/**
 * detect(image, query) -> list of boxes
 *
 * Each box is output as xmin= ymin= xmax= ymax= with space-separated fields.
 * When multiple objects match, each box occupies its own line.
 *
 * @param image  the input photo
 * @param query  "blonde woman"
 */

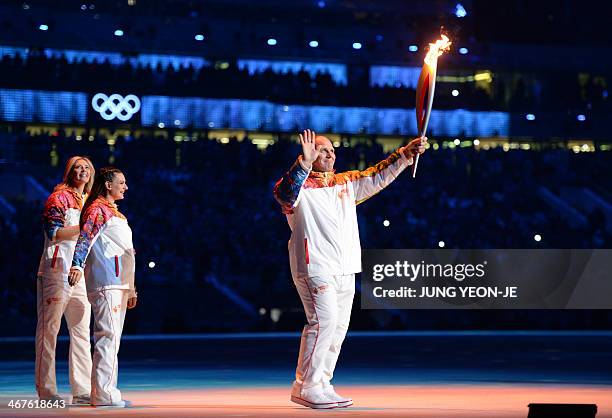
xmin=35 ymin=156 xmax=95 ymax=405
xmin=69 ymin=167 xmax=137 ymax=408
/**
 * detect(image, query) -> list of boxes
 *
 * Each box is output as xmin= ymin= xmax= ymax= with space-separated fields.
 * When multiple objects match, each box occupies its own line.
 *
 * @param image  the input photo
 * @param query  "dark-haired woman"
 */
xmin=68 ymin=167 xmax=137 ymax=408
xmin=36 ymin=156 xmax=94 ymax=405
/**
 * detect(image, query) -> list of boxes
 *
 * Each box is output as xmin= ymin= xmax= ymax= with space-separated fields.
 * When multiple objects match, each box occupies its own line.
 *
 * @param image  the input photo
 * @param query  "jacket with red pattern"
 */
xmin=38 ymin=187 xmax=85 ymax=278
xmin=273 ymin=148 xmax=411 ymax=279
xmin=72 ymin=197 xmax=136 ymax=295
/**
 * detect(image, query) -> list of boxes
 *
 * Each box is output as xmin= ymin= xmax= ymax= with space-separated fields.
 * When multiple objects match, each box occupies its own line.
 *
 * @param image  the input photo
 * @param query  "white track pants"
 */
xmin=35 ymin=275 xmax=92 ymax=398
xmin=88 ymin=289 xmax=128 ymax=405
xmin=292 ymin=274 xmax=355 ymax=393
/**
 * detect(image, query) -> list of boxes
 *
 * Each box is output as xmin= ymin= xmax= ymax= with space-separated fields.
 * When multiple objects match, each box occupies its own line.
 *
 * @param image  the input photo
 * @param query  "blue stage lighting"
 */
xmin=455 ymin=3 xmax=467 ymax=18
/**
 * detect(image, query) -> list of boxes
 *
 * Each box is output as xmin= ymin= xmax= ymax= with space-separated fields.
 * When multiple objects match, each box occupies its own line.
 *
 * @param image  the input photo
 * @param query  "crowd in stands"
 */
xmin=1 ymin=129 xmax=611 ymax=335
xmin=0 ymin=52 xmax=608 ymax=113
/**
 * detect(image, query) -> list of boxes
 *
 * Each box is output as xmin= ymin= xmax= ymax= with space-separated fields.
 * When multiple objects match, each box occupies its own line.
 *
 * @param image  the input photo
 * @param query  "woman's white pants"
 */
xmin=88 ymin=288 xmax=128 ymax=405
xmin=35 ymin=275 xmax=92 ymax=398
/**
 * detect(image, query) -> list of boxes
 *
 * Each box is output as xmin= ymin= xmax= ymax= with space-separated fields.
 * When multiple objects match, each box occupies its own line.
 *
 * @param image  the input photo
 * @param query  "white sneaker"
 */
xmin=70 ymin=394 xmax=91 ymax=406
xmin=93 ymin=400 xmax=132 ymax=408
xmin=290 ymin=388 xmax=338 ymax=409
xmin=323 ymin=385 xmax=353 ymax=408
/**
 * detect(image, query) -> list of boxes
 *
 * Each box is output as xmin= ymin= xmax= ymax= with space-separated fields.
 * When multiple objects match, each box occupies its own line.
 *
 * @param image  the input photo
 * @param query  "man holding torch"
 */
xmin=273 ymin=130 xmax=426 ymax=409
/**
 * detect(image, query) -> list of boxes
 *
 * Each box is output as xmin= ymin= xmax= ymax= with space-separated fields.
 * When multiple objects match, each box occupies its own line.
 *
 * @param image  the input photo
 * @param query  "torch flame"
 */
xmin=424 ymin=34 xmax=452 ymax=67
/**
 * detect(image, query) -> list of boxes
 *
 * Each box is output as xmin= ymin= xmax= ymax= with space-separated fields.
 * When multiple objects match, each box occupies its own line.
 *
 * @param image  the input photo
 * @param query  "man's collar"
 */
xmin=309 ymin=170 xmax=335 ymax=179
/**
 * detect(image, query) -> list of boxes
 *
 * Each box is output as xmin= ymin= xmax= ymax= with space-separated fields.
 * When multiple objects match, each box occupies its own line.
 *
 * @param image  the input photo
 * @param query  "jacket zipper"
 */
xmin=51 ymin=245 xmax=59 ymax=268
xmin=115 ymin=256 xmax=120 ymax=277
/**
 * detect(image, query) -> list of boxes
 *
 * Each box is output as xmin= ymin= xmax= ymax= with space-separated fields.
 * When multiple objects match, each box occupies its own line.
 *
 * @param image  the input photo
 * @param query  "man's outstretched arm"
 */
xmin=272 ymin=129 xmax=318 ymax=213
xmin=349 ymin=136 xmax=427 ymax=205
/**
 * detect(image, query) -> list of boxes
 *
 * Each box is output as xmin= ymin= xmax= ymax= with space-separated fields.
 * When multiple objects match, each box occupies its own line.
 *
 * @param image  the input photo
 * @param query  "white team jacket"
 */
xmin=38 ymin=187 xmax=85 ymax=278
xmin=72 ymin=197 xmax=136 ymax=296
xmin=273 ymin=148 xmax=411 ymax=279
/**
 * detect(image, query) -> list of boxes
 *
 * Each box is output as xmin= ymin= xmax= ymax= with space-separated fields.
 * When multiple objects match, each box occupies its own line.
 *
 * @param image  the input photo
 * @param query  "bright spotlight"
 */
xmin=452 ymin=89 xmax=459 ymax=96
xmin=577 ymin=114 xmax=586 ymax=121
xmin=148 ymin=261 xmax=156 ymax=268
xmin=438 ymin=241 xmax=445 ymax=248
xmin=39 ymin=24 xmax=49 ymax=31
xmin=383 ymin=220 xmax=390 ymax=227
xmin=352 ymin=42 xmax=362 ymax=50
xmin=455 ymin=3 xmax=467 ymax=18
xmin=534 ymin=234 xmax=542 ymax=242
xmin=453 ymin=138 xmax=461 ymax=146
xmin=526 ymin=113 xmax=536 ymax=121
xmin=408 ymin=45 xmax=418 ymax=52
xmin=195 ymin=34 xmax=204 ymax=41
xmin=114 ymin=29 xmax=124 ymax=37
xmin=309 ymin=40 xmax=319 ymax=48
xmin=267 ymin=38 xmax=277 ymax=46
xmin=459 ymin=47 xmax=468 ymax=54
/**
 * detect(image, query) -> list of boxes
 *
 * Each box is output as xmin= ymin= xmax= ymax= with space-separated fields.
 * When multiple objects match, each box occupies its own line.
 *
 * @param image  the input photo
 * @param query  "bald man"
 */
xmin=273 ymin=129 xmax=426 ymax=409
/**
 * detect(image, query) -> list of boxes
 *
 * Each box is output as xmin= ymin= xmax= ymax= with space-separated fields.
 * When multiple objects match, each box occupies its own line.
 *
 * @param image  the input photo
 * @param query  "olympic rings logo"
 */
xmin=92 ymin=93 xmax=141 ymax=121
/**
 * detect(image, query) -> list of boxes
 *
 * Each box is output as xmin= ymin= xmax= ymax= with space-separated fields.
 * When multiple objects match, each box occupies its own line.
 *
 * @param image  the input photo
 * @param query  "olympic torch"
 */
xmin=412 ymin=34 xmax=452 ymax=177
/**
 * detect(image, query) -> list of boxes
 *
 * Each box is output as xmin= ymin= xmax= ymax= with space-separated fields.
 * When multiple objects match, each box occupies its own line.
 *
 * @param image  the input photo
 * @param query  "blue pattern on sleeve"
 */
xmin=273 ymin=158 xmax=310 ymax=213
